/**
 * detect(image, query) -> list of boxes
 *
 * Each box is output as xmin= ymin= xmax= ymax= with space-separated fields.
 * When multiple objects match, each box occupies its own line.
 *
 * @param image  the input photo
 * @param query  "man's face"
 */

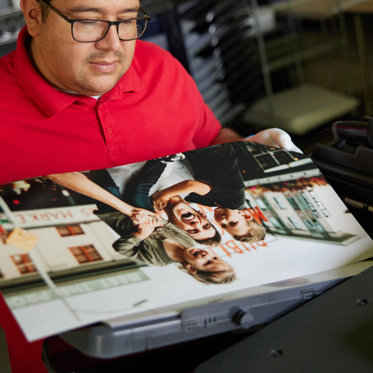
xmin=165 ymin=196 xmax=216 ymax=241
xmin=28 ymin=0 xmax=139 ymax=96
xmin=214 ymin=207 xmax=249 ymax=237
xmin=184 ymin=248 xmax=228 ymax=272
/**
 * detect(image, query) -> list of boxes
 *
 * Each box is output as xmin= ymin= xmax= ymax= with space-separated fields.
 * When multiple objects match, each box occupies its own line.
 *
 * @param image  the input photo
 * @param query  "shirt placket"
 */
xmin=96 ymin=100 xmax=122 ymax=160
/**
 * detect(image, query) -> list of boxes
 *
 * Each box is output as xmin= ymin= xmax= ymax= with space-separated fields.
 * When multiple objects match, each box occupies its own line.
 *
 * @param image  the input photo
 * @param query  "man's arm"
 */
xmin=211 ymin=127 xmax=243 ymax=144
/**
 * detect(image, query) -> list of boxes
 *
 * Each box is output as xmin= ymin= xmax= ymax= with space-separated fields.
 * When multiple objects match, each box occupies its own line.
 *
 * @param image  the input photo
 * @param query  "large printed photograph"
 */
xmin=0 ymin=141 xmax=372 ymax=340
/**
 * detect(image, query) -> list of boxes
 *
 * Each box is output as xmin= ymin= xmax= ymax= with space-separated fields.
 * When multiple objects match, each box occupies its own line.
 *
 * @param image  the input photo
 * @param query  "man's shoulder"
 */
xmin=133 ymin=40 xmax=184 ymax=72
xmin=135 ymin=40 xmax=174 ymax=58
xmin=0 ymin=50 xmax=23 ymax=103
xmin=0 ymin=50 xmax=16 ymax=82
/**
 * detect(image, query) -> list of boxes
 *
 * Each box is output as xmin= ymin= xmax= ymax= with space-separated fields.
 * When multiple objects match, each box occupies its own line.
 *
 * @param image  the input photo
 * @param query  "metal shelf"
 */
xmin=265 ymin=33 xmax=346 ymax=73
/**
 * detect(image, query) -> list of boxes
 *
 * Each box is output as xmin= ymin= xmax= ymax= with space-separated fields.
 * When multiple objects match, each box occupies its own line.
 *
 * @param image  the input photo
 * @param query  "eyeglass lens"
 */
xmin=72 ymin=18 xmax=148 ymax=42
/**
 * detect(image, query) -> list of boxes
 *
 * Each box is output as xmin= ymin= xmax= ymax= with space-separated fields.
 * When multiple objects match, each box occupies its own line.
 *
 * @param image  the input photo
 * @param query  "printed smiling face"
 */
xmin=23 ymin=0 xmax=140 ymax=96
xmin=180 ymin=247 xmax=236 ymax=284
xmin=214 ymin=208 xmax=249 ymax=236
xmin=164 ymin=196 xmax=218 ymax=242
xmin=183 ymin=248 xmax=228 ymax=272
xmin=214 ymin=207 xmax=266 ymax=242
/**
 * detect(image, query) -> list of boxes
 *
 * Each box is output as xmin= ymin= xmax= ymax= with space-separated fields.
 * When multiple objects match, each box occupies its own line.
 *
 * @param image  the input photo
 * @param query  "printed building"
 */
xmin=244 ymin=170 xmax=357 ymax=244
xmin=0 ymin=200 xmax=137 ymax=284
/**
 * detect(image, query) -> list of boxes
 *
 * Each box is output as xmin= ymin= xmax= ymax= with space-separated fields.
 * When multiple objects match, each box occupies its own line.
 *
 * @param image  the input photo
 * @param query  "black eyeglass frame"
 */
xmin=38 ymin=0 xmax=151 ymax=43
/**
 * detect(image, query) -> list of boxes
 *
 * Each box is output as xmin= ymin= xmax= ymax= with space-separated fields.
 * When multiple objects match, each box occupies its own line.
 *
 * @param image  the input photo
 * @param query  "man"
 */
xmin=214 ymin=207 xmax=266 ymax=242
xmin=0 ymin=0 xmax=300 ymax=371
xmin=0 ymin=0 xmax=299 ymax=185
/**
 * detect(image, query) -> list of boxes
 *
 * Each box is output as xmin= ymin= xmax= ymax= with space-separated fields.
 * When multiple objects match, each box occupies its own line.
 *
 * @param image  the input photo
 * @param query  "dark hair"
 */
xmin=179 ymin=263 xmax=236 ymax=285
xmin=38 ymin=0 xmax=51 ymax=22
xmin=234 ymin=219 xmax=266 ymax=242
xmin=194 ymin=226 xmax=221 ymax=246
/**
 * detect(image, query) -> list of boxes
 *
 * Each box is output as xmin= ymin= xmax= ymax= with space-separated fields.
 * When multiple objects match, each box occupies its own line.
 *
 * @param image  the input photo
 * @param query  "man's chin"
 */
xmin=79 ymin=75 xmax=122 ymax=96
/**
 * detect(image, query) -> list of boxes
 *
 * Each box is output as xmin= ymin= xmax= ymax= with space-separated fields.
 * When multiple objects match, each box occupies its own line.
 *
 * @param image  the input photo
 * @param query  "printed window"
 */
xmin=287 ymin=197 xmax=301 ymax=210
xmin=69 ymin=244 xmax=102 ymax=264
xmin=11 ymin=254 xmax=36 ymax=275
xmin=56 ymin=224 xmax=84 ymax=237
xmin=287 ymin=217 xmax=303 ymax=230
xmin=269 ymin=217 xmax=283 ymax=229
xmin=274 ymin=197 xmax=286 ymax=210
xmin=255 ymin=199 xmax=267 ymax=210
xmin=300 ymin=193 xmax=320 ymax=218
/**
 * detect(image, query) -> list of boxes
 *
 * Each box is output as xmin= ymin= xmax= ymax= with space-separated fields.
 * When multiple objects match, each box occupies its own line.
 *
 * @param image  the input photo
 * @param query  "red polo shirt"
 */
xmin=0 ymin=27 xmax=221 ymax=184
xmin=0 ymin=27 xmax=221 ymax=372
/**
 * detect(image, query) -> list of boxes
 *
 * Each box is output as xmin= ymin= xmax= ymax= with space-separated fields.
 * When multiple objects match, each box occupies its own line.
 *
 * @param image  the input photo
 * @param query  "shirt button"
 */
xmin=107 ymin=128 xmax=113 ymax=134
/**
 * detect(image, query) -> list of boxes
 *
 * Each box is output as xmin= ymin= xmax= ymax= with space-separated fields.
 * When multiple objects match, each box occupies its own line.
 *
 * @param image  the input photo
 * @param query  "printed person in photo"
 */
xmin=46 ymin=172 xmax=236 ymax=284
xmin=155 ymin=194 xmax=222 ymax=246
xmin=98 ymin=211 xmax=236 ymax=285
xmin=126 ymin=144 xmax=246 ymax=210
xmin=214 ymin=208 xmax=266 ymax=242
xmin=123 ymin=143 xmax=247 ymax=244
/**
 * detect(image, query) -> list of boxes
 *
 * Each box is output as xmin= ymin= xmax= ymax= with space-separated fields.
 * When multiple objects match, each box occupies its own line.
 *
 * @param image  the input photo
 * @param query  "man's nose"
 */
xmin=95 ymin=24 xmax=121 ymax=50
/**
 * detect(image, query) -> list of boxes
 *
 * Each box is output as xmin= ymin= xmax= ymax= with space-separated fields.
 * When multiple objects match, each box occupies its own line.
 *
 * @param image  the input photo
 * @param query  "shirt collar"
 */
xmin=15 ymin=27 xmax=144 ymax=116
xmin=100 ymin=47 xmax=144 ymax=102
xmin=99 ymin=61 xmax=143 ymax=103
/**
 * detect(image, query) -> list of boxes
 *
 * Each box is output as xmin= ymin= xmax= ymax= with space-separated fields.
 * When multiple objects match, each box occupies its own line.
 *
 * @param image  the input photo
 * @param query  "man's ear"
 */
xmin=185 ymin=264 xmax=197 ymax=275
xmin=20 ymin=0 xmax=44 ymax=37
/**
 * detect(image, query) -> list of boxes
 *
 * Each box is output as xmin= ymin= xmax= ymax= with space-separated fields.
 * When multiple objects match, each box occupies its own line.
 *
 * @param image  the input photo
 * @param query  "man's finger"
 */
xmin=273 ymin=130 xmax=302 ymax=153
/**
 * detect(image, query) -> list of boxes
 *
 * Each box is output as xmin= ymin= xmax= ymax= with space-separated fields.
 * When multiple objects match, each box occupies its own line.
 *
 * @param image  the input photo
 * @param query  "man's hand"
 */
xmin=247 ymin=128 xmax=302 ymax=152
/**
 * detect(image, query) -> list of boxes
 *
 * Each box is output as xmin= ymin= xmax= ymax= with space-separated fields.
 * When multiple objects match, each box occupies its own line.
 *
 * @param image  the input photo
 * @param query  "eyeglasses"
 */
xmin=38 ymin=0 xmax=151 ymax=43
